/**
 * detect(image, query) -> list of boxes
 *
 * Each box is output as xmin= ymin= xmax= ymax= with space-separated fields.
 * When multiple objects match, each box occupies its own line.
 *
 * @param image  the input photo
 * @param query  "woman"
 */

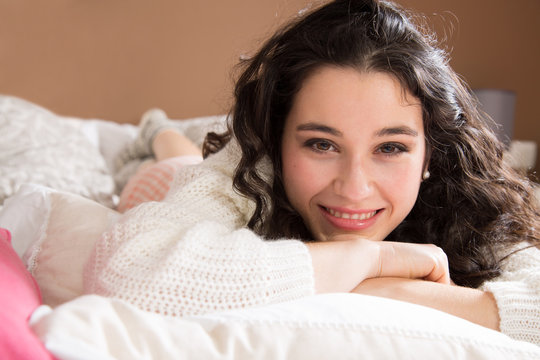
xmin=84 ymin=0 xmax=540 ymax=345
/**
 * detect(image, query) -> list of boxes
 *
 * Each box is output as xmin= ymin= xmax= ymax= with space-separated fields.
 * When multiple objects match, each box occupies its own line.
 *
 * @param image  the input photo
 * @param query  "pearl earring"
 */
xmin=422 ymin=170 xmax=430 ymax=180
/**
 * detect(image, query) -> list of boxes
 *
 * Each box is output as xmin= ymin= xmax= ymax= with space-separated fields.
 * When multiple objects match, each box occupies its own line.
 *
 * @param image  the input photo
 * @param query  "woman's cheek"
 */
xmin=380 ymin=162 xmax=423 ymax=205
xmin=284 ymin=157 xmax=325 ymax=208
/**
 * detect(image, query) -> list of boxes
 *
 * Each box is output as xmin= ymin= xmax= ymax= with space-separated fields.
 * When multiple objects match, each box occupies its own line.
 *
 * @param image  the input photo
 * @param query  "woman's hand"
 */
xmin=377 ymin=241 xmax=451 ymax=284
xmin=306 ymin=235 xmax=450 ymax=293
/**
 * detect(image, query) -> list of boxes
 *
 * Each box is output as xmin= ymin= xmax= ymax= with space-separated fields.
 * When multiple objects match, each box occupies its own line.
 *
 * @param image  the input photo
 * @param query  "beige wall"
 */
xmin=0 ymin=0 xmax=308 ymax=121
xmin=0 ymin=0 xmax=538 ymax=176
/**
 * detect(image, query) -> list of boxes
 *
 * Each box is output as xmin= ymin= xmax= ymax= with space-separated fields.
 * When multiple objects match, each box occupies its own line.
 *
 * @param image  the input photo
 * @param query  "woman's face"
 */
xmin=281 ymin=66 xmax=426 ymax=242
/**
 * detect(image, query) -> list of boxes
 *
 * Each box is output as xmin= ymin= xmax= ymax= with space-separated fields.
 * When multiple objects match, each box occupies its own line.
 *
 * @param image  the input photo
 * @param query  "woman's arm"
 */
xmin=352 ymin=277 xmax=500 ymax=330
xmin=352 ymin=245 xmax=540 ymax=346
xmin=307 ymin=237 xmax=451 ymax=293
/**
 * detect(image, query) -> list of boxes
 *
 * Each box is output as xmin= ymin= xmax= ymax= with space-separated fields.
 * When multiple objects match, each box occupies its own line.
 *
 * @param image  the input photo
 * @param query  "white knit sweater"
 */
xmin=480 ymin=245 xmax=540 ymax=345
xmin=84 ymin=141 xmax=315 ymax=317
xmin=84 ymin=140 xmax=540 ymax=345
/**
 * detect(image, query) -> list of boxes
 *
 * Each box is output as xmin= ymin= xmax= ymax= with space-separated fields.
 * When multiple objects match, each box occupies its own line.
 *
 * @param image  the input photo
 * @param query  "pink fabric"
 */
xmin=0 ymin=228 xmax=54 ymax=359
xmin=118 ymin=155 xmax=203 ymax=212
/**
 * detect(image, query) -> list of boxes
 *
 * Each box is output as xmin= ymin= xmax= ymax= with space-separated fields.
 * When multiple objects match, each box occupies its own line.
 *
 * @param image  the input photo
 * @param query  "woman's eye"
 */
xmin=314 ymin=141 xmax=332 ymax=151
xmin=305 ymin=139 xmax=336 ymax=153
xmin=378 ymin=143 xmax=407 ymax=155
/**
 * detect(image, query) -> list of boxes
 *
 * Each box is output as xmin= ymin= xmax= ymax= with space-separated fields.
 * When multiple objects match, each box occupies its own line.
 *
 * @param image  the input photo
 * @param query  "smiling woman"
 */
xmin=83 ymin=0 xmax=540 ymax=346
xmin=281 ymin=68 xmax=426 ymax=243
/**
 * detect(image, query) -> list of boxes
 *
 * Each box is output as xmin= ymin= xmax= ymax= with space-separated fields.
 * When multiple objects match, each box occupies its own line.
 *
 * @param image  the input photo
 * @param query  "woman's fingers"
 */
xmin=378 ymin=242 xmax=451 ymax=284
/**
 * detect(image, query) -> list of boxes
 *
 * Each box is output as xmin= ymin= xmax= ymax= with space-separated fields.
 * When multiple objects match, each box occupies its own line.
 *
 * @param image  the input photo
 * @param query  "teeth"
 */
xmin=327 ymin=208 xmax=377 ymax=220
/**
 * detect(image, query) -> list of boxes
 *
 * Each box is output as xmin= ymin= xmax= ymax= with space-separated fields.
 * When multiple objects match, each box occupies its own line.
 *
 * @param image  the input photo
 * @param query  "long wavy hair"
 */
xmin=203 ymin=0 xmax=540 ymax=288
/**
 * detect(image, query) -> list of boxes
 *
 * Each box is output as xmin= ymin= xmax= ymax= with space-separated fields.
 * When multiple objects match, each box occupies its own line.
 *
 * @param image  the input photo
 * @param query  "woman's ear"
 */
xmin=422 ymin=144 xmax=432 ymax=181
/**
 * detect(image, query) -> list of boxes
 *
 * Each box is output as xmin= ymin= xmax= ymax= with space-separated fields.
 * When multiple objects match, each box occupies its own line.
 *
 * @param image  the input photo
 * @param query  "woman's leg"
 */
xmin=115 ymin=109 xmax=200 ymax=171
xmin=116 ymin=114 xmax=203 ymax=212
xmin=135 ymin=129 xmax=202 ymax=173
xmin=152 ymin=129 xmax=201 ymax=160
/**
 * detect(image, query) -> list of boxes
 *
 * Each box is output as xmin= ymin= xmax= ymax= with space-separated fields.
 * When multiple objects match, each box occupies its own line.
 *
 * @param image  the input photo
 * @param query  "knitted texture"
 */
xmin=480 ymin=245 xmax=540 ymax=346
xmin=84 ymin=140 xmax=315 ymax=317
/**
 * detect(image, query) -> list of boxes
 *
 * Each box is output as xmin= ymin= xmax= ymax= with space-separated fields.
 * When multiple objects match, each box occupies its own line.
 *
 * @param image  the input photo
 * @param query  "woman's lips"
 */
xmin=319 ymin=206 xmax=381 ymax=231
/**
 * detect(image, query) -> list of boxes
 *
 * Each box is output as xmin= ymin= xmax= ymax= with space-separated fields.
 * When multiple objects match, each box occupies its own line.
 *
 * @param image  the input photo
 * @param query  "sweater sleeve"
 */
xmin=480 ymin=244 xmax=540 ymax=346
xmin=83 ymin=141 xmax=315 ymax=317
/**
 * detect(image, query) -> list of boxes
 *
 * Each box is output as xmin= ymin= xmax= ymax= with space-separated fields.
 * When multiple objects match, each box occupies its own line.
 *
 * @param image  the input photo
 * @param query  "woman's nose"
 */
xmin=333 ymin=159 xmax=373 ymax=200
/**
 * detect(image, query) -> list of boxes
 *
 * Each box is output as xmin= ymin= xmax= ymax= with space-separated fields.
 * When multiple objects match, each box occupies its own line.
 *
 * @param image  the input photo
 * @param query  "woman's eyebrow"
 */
xmin=375 ymin=126 xmax=418 ymax=137
xmin=296 ymin=123 xmax=343 ymax=136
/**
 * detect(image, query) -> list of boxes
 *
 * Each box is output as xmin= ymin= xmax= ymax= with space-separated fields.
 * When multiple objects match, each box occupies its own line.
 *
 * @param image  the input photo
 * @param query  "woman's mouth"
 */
xmin=326 ymin=207 xmax=377 ymax=220
xmin=320 ymin=206 xmax=381 ymax=231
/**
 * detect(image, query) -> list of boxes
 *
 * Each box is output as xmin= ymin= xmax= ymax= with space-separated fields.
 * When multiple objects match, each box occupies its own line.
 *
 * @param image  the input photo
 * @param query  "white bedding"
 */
xmin=1 ymin=94 xmax=539 ymax=359
xmin=0 ymin=96 xmax=116 ymax=207
xmin=30 ymin=294 xmax=540 ymax=360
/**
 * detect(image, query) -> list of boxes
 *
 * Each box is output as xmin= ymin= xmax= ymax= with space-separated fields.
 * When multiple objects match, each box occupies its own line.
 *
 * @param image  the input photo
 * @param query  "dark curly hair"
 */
xmin=203 ymin=0 xmax=540 ymax=288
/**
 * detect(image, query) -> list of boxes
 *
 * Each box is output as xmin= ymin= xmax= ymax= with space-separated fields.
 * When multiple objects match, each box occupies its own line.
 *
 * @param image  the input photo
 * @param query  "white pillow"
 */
xmin=0 ymin=184 xmax=119 ymax=307
xmin=30 ymin=293 xmax=540 ymax=360
xmin=0 ymin=95 xmax=116 ymax=207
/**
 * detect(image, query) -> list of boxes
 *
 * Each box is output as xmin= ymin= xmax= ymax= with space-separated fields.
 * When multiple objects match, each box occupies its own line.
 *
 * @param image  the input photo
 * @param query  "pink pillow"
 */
xmin=0 ymin=228 xmax=53 ymax=359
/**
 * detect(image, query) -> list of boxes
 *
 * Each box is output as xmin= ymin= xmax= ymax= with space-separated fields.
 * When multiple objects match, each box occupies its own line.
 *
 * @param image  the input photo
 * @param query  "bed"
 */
xmin=0 ymin=94 xmax=539 ymax=359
